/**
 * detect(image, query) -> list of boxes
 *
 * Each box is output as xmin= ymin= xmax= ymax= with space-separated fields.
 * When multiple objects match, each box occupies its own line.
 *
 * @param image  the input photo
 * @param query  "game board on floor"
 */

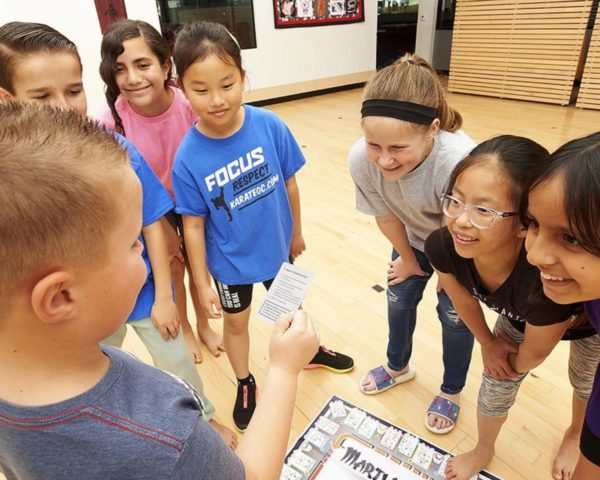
xmin=281 ymin=395 xmax=502 ymax=480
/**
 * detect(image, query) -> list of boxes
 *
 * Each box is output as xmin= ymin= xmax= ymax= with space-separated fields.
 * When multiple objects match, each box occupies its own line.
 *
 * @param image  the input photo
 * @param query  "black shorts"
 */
xmin=581 ymin=418 xmax=600 ymax=466
xmin=215 ymin=278 xmax=274 ymax=313
xmin=164 ymin=209 xmax=184 ymax=236
xmin=164 ymin=210 xmax=188 ymax=258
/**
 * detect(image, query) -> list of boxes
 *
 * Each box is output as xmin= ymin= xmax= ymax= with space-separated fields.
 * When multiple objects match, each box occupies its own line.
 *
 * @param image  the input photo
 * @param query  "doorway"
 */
xmin=376 ymin=1 xmax=419 ymax=69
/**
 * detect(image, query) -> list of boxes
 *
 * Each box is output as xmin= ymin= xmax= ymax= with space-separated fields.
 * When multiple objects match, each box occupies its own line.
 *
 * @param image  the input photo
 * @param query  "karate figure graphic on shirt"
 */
xmin=210 ymin=186 xmax=232 ymax=222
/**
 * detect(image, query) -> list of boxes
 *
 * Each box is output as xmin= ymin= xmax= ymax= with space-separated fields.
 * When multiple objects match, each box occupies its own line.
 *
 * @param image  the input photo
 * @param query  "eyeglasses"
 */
xmin=441 ymin=194 xmax=518 ymax=229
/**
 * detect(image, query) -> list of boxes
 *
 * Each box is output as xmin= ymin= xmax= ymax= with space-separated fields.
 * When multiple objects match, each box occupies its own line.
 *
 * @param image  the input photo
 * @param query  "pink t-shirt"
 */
xmin=96 ymin=87 xmax=197 ymax=198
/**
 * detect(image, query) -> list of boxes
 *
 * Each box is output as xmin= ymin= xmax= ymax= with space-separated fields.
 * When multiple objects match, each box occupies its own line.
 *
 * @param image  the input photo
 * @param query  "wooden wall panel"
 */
xmin=448 ymin=0 xmax=592 ymax=105
xmin=577 ymin=9 xmax=600 ymax=109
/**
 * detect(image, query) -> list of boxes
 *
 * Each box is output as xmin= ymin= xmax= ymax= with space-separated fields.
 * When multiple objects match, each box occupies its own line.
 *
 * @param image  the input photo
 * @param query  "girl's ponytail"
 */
xmin=434 ymin=88 xmax=462 ymax=133
xmin=364 ymin=53 xmax=462 ymax=132
xmin=104 ymin=81 xmax=125 ymax=136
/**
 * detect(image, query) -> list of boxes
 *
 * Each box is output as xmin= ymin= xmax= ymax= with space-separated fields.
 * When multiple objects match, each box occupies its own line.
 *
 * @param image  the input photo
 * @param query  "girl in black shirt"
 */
xmin=424 ymin=136 xmax=599 ymax=480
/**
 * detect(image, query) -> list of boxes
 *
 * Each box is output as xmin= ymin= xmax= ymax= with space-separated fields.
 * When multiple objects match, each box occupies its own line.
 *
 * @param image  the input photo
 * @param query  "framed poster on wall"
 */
xmin=94 ymin=0 xmax=127 ymax=34
xmin=274 ymin=0 xmax=364 ymax=28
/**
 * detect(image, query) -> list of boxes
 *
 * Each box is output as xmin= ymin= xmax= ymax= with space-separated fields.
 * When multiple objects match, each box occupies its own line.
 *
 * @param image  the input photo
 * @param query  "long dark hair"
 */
xmin=446 ymin=135 xmax=549 ymax=219
xmin=0 ymin=21 xmax=81 ymax=94
xmin=527 ymin=132 xmax=600 ymax=256
xmin=99 ymin=19 xmax=173 ymax=136
xmin=173 ymin=21 xmax=244 ymax=85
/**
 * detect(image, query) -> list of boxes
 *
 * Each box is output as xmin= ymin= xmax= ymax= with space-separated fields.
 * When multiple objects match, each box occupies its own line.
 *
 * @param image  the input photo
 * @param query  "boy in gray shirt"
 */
xmin=0 ymin=103 xmax=319 ymax=480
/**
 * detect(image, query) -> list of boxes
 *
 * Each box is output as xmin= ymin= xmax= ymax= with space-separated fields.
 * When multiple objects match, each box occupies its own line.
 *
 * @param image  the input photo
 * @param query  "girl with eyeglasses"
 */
xmin=424 ymin=135 xmax=600 ymax=480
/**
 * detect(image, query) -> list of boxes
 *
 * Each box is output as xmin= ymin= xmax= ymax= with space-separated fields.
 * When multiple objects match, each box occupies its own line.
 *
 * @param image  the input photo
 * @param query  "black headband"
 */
xmin=361 ymin=99 xmax=437 ymax=125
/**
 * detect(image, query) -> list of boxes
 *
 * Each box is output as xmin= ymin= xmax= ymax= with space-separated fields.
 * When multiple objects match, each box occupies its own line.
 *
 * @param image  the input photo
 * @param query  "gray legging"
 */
xmin=478 ymin=314 xmax=600 ymax=417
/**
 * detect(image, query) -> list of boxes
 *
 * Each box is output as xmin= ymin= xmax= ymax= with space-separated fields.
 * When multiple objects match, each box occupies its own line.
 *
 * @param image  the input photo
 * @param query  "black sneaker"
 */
xmin=304 ymin=346 xmax=354 ymax=373
xmin=233 ymin=374 xmax=256 ymax=432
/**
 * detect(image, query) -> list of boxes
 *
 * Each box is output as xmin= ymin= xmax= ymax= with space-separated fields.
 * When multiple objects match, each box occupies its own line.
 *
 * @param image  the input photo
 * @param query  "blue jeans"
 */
xmin=386 ymin=248 xmax=474 ymax=395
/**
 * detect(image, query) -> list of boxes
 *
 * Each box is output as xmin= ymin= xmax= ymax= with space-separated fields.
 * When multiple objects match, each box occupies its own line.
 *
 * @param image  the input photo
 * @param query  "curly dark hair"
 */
xmin=99 ymin=19 xmax=173 ymax=136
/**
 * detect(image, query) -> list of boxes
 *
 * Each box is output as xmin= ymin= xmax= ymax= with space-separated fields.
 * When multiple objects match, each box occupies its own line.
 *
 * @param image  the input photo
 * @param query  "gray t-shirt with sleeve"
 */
xmin=348 ymin=130 xmax=475 ymax=251
xmin=0 ymin=346 xmax=245 ymax=480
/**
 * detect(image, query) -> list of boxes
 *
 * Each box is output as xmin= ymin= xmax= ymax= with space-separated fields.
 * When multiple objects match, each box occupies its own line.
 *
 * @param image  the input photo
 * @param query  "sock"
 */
xmin=237 ymin=373 xmax=255 ymax=385
xmin=233 ymin=373 xmax=256 ymax=431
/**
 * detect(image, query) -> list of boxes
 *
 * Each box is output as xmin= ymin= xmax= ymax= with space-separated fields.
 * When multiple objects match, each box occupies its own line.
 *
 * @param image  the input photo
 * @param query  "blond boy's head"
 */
xmin=0 ymin=102 xmax=129 ymax=309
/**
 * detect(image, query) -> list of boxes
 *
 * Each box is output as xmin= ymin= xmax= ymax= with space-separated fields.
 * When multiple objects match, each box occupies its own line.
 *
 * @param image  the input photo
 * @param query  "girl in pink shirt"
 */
xmin=96 ymin=19 xmax=224 ymax=363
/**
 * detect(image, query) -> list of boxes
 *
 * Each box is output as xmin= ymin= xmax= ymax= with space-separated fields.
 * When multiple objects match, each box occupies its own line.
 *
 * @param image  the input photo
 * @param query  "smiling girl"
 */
xmin=96 ymin=19 xmax=224 ymax=364
xmin=525 ymin=132 xmax=600 ymax=479
xmin=348 ymin=54 xmax=476 ymax=435
xmin=425 ymin=136 xmax=599 ymax=480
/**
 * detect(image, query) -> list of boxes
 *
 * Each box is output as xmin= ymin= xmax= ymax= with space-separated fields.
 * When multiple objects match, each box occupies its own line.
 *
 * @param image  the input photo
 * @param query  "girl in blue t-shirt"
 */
xmin=171 ymin=21 xmax=354 ymax=432
xmin=525 ymin=132 xmax=600 ymax=480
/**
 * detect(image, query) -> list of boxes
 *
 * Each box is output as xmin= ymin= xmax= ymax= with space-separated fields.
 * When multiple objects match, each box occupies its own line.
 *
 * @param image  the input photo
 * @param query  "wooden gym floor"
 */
xmin=8 ymin=86 xmax=599 ymax=480
xmin=128 ymin=86 xmax=600 ymax=480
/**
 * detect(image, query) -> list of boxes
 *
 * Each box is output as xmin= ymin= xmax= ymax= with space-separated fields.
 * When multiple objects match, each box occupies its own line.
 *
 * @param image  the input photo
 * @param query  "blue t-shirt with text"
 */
xmin=172 ymin=105 xmax=305 ymax=284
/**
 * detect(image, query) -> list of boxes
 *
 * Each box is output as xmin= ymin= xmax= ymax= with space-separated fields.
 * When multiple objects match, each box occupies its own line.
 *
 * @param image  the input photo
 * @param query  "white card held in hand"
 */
xmin=257 ymin=263 xmax=315 ymax=323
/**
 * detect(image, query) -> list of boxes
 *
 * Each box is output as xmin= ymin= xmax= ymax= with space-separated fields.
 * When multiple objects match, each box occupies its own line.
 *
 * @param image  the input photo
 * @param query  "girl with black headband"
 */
xmin=348 ymin=53 xmax=476 ymax=435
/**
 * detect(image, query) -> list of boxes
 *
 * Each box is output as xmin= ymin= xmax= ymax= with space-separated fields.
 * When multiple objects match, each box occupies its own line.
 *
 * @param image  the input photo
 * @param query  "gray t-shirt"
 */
xmin=0 ymin=346 xmax=245 ymax=480
xmin=348 ymin=130 xmax=475 ymax=251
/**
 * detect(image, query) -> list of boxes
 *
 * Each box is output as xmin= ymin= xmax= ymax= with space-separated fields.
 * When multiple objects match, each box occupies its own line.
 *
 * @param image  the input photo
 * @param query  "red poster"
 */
xmin=94 ymin=0 xmax=128 ymax=34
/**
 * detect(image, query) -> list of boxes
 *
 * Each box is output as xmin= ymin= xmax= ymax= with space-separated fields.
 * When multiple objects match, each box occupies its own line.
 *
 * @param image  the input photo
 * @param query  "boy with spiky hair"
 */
xmin=0 ymin=103 xmax=319 ymax=480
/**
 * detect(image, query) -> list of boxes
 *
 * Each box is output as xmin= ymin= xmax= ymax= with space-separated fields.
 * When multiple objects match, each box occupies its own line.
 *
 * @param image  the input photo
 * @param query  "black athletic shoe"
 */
xmin=233 ymin=374 xmax=256 ymax=432
xmin=304 ymin=346 xmax=354 ymax=373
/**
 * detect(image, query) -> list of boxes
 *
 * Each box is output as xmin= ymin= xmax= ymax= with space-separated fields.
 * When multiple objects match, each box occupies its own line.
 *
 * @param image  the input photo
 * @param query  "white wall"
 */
xmin=414 ymin=0 xmax=438 ymax=63
xmin=244 ymin=2 xmax=377 ymax=92
xmin=1 ymin=1 xmax=377 ymax=114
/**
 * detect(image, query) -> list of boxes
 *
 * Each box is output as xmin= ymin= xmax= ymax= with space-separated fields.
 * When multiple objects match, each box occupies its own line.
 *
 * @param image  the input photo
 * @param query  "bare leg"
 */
xmin=446 ymin=409 xmax=505 ymax=480
xmin=187 ymin=266 xmax=225 ymax=357
xmin=161 ymin=216 xmax=203 ymax=364
xmin=209 ymin=418 xmax=238 ymax=450
xmin=572 ymin=452 xmax=600 ymax=480
xmin=553 ymin=392 xmax=587 ymax=480
xmin=427 ymin=392 xmax=461 ymax=431
xmin=223 ymin=308 xmax=251 ymax=379
xmin=172 ymin=257 xmax=203 ymax=364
